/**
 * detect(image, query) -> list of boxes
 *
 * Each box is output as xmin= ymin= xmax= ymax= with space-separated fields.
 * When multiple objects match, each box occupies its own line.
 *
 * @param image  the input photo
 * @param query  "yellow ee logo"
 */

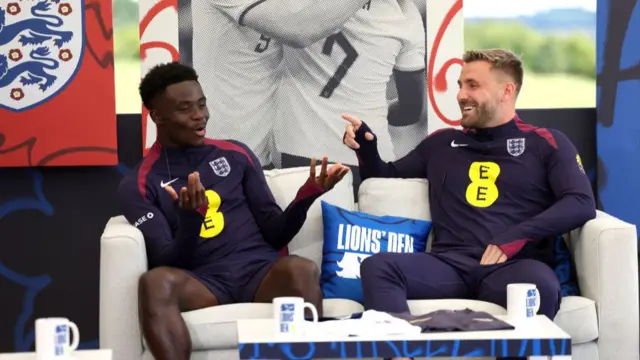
xmin=465 ymin=162 xmax=500 ymax=208
xmin=576 ymin=154 xmax=585 ymax=174
xmin=200 ymin=189 xmax=225 ymax=238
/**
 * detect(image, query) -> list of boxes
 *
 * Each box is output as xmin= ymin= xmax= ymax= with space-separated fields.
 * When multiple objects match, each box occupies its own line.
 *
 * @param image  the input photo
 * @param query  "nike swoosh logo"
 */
xmin=160 ymin=178 xmax=179 ymax=187
xmin=451 ymin=140 xmax=468 ymax=147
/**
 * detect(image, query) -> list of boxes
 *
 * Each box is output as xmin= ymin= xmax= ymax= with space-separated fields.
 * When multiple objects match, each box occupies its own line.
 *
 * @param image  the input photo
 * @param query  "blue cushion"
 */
xmin=320 ymin=201 xmax=432 ymax=304
xmin=553 ymin=235 xmax=580 ymax=296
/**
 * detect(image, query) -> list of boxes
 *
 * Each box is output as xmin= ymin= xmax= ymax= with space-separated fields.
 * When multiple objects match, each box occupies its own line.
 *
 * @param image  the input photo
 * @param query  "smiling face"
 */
xmin=456 ymin=49 xmax=522 ymax=129
xmin=456 ymin=60 xmax=502 ymax=129
xmin=151 ymin=80 xmax=209 ymax=147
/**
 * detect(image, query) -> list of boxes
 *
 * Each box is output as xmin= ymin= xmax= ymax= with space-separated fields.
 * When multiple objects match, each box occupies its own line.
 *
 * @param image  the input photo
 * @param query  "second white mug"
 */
xmin=507 ymin=283 xmax=541 ymax=323
xmin=273 ymin=296 xmax=319 ymax=338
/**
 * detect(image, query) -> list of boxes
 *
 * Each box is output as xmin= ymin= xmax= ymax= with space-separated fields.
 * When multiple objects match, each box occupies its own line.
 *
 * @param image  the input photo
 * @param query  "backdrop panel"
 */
xmin=425 ymin=0 xmax=464 ymax=134
xmin=139 ymin=0 xmax=179 ymax=150
xmin=596 ymin=0 xmax=640 ymax=238
xmin=0 ymin=0 xmax=117 ymax=167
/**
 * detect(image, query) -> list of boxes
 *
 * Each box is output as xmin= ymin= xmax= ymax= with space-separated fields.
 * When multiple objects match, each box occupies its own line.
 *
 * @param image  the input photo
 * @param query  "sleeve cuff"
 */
xmin=498 ymin=239 xmax=529 ymax=259
xmin=293 ymin=178 xmax=326 ymax=203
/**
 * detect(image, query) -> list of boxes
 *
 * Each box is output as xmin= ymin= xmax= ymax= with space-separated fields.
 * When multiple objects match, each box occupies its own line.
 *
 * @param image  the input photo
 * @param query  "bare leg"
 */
xmin=253 ymin=255 xmax=323 ymax=316
xmin=138 ymin=266 xmax=219 ymax=360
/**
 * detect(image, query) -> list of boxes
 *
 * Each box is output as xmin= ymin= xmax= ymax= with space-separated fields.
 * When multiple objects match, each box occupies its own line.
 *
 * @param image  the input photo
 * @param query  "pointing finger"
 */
xmin=342 ymin=113 xmax=362 ymax=127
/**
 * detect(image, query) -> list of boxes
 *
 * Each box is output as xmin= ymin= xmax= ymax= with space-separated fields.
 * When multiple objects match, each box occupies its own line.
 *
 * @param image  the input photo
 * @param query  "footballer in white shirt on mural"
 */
xmin=190 ymin=0 xmax=378 ymax=167
xmin=275 ymin=0 xmax=427 ymax=173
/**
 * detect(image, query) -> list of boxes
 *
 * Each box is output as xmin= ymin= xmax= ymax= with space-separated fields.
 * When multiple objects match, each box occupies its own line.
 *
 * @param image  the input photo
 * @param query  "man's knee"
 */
xmin=514 ymin=259 xmax=561 ymax=293
xmin=139 ymin=266 xmax=182 ymax=304
xmin=480 ymin=259 xmax=561 ymax=317
xmin=273 ymin=256 xmax=320 ymax=291
xmin=360 ymin=252 xmax=399 ymax=283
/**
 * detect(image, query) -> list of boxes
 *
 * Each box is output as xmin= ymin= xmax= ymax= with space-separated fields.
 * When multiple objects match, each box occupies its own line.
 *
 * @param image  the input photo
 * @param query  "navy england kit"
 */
xmin=117 ymin=139 xmax=325 ymax=303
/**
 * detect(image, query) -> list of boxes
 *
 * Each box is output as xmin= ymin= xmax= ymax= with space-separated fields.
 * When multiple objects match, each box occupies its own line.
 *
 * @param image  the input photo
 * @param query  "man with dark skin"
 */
xmin=117 ymin=62 xmax=350 ymax=360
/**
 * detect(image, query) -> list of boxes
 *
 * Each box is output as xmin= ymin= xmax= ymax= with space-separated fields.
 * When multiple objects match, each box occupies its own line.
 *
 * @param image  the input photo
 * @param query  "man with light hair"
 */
xmin=342 ymin=48 xmax=595 ymax=360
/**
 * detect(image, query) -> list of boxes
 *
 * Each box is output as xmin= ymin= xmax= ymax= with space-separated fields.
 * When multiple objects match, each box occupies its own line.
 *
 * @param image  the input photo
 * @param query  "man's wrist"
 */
xmin=498 ymin=239 xmax=529 ymax=259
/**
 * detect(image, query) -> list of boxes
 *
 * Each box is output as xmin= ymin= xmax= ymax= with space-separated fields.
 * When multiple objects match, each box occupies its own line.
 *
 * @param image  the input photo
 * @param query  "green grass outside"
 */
xmin=114 ymin=59 xmax=597 ymax=114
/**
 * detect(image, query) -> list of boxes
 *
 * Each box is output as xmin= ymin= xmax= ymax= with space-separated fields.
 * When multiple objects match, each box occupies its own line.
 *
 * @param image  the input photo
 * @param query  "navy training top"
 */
xmin=117 ymin=139 xmax=325 ymax=269
xmin=353 ymin=116 xmax=596 ymax=261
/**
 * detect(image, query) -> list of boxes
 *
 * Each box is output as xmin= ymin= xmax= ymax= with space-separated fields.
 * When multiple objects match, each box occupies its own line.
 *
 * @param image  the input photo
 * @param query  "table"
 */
xmin=0 ymin=349 xmax=112 ymax=360
xmin=237 ymin=315 xmax=571 ymax=359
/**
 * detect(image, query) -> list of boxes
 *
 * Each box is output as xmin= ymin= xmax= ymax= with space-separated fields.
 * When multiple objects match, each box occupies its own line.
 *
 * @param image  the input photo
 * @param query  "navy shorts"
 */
xmin=186 ymin=252 xmax=281 ymax=304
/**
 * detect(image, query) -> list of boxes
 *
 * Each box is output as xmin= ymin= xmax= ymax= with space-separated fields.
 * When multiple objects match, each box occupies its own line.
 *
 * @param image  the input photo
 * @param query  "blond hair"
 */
xmin=463 ymin=49 xmax=524 ymax=95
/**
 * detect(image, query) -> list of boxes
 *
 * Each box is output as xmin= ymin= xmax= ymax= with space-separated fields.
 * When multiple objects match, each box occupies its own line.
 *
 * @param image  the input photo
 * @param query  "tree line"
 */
xmin=464 ymin=21 xmax=596 ymax=79
xmin=112 ymin=8 xmax=597 ymax=80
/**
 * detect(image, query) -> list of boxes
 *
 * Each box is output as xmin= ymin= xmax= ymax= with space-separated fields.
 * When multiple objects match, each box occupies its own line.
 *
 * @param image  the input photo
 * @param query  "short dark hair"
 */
xmin=139 ymin=62 xmax=199 ymax=109
xmin=463 ymin=49 xmax=524 ymax=95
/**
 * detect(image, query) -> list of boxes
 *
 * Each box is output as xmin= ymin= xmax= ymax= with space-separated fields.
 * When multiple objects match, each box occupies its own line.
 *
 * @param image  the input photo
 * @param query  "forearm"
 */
xmin=389 ymin=69 xmax=425 ymax=126
xmin=260 ymin=178 xmax=325 ymax=249
xmin=147 ymin=211 xmax=204 ymax=268
xmin=241 ymin=0 xmax=371 ymax=48
xmin=494 ymin=194 xmax=596 ymax=258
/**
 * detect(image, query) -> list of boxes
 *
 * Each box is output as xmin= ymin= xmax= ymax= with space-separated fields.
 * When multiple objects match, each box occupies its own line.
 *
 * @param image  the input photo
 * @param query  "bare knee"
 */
xmin=274 ymin=256 xmax=319 ymax=293
xmin=139 ymin=266 xmax=181 ymax=306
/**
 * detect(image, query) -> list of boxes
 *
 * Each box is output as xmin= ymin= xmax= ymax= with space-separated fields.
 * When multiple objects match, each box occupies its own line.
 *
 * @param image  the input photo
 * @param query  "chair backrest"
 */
xmin=263 ymin=167 xmax=355 ymax=269
xmin=357 ymin=178 xmax=431 ymax=220
xmin=357 ymin=178 xmax=434 ymax=249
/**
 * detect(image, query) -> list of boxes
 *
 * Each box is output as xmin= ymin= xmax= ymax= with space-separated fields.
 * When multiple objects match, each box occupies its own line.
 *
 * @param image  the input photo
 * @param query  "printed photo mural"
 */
xmin=138 ymin=0 xmax=464 ymax=187
xmin=0 ymin=0 xmax=118 ymax=167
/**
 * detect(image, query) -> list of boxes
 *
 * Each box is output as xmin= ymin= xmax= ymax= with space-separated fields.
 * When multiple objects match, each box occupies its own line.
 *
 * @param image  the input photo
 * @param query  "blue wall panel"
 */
xmin=596 ymin=0 xmax=640 ymax=239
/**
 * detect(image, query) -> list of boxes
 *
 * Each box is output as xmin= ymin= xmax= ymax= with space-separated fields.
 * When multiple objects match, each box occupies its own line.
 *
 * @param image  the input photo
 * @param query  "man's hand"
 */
xmin=164 ymin=172 xmax=207 ymax=210
xmin=480 ymin=245 xmax=507 ymax=265
xmin=342 ymin=113 xmax=374 ymax=149
xmin=309 ymin=156 xmax=350 ymax=190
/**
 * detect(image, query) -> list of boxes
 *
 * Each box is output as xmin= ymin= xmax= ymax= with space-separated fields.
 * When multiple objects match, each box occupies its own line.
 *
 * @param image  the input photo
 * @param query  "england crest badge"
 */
xmin=0 ymin=0 xmax=84 ymax=112
xmin=506 ymin=138 xmax=526 ymax=157
xmin=209 ymin=157 xmax=231 ymax=177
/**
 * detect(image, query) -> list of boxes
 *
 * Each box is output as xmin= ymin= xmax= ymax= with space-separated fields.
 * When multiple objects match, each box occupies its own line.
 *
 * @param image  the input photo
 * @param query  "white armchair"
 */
xmin=99 ymin=168 xmax=639 ymax=360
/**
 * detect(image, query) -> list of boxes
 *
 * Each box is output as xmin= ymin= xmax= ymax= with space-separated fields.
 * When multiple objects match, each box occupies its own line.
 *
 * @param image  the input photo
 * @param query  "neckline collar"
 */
xmin=465 ymin=114 xmax=522 ymax=140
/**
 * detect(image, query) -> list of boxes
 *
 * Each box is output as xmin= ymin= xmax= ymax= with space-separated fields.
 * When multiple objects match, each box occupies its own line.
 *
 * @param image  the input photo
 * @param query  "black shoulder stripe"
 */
xmin=238 ymin=0 xmax=269 ymax=26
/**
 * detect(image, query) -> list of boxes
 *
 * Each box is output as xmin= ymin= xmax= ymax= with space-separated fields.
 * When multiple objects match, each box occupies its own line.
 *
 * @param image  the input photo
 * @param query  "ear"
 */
xmin=502 ymin=82 xmax=517 ymax=103
xmin=149 ymin=110 xmax=164 ymax=125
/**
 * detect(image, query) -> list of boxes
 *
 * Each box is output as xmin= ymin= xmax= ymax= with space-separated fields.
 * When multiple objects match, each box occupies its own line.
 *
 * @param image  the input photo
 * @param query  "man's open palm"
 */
xmin=164 ymin=172 xmax=207 ymax=210
xmin=310 ymin=157 xmax=350 ymax=190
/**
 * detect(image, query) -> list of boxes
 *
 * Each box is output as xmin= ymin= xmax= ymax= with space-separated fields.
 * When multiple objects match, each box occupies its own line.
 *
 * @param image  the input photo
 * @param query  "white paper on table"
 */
xmin=311 ymin=310 xmax=422 ymax=338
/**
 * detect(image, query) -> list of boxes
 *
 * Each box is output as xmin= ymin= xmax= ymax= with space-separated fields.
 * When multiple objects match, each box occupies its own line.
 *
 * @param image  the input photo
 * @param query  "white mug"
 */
xmin=507 ymin=283 xmax=541 ymax=322
xmin=35 ymin=318 xmax=80 ymax=360
xmin=273 ymin=297 xmax=319 ymax=338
